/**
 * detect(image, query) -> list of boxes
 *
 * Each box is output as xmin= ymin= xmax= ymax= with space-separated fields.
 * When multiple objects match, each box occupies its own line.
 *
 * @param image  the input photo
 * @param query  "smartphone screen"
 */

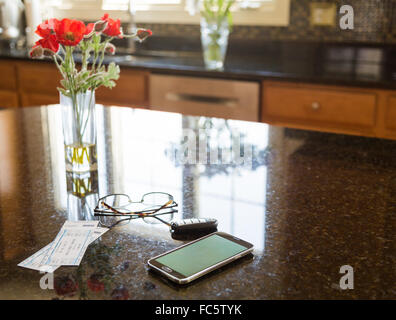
xmin=149 ymin=232 xmax=253 ymax=283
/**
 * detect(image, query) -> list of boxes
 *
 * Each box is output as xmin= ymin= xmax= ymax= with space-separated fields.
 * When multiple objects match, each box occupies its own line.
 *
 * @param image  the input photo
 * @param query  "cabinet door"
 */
xmin=384 ymin=95 xmax=396 ymax=137
xmin=17 ymin=61 xmax=60 ymax=102
xmin=96 ymin=69 xmax=149 ymax=107
xmin=262 ymin=81 xmax=378 ymax=137
xmin=20 ymin=93 xmax=59 ymax=107
xmin=0 ymin=90 xmax=19 ymax=108
xmin=0 ymin=61 xmax=17 ymax=91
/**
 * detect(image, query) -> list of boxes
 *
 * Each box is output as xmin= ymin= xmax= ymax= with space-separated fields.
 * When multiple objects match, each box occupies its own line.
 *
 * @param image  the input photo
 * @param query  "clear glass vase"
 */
xmin=200 ymin=17 xmax=230 ymax=70
xmin=60 ymin=90 xmax=97 ymax=172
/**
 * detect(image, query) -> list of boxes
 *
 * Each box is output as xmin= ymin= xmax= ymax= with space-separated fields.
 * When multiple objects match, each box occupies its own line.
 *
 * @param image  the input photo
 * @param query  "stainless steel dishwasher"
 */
xmin=149 ymin=74 xmax=260 ymax=122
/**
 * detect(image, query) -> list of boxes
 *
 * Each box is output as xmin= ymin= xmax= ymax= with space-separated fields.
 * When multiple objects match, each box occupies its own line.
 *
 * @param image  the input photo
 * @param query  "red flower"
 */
xmin=29 ymin=45 xmax=43 ymax=58
xmin=55 ymin=18 xmax=86 ymax=46
xmin=87 ymin=274 xmax=105 ymax=293
xmin=111 ymin=286 xmax=130 ymax=300
xmin=104 ymin=43 xmax=116 ymax=55
xmin=54 ymin=276 xmax=79 ymax=297
xmin=137 ymin=29 xmax=153 ymax=42
xmin=36 ymin=34 xmax=59 ymax=53
xmin=84 ymin=23 xmax=95 ymax=36
xmin=101 ymin=13 xmax=122 ymax=38
xmin=35 ymin=18 xmax=59 ymax=38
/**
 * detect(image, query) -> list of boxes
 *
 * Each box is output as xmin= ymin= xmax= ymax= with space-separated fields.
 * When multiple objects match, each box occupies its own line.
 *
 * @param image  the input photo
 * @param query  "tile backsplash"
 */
xmin=139 ymin=0 xmax=396 ymax=44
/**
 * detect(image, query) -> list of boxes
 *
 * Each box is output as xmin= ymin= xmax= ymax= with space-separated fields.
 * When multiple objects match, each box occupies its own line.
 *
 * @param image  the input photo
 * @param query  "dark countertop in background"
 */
xmin=1 ymin=39 xmax=396 ymax=90
xmin=0 ymin=105 xmax=395 ymax=299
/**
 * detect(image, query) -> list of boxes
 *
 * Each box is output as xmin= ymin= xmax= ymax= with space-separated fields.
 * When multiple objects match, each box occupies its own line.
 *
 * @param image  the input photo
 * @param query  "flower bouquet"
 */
xmin=30 ymin=14 xmax=152 ymax=172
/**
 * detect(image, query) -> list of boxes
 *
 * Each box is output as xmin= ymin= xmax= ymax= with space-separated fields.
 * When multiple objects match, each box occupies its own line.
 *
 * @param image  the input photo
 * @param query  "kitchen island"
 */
xmin=0 ymin=105 xmax=394 ymax=299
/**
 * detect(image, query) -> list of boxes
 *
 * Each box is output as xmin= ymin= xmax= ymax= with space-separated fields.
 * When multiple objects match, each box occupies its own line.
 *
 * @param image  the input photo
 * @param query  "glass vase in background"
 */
xmin=200 ymin=17 xmax=230 ymax=70
xmin=61 ymin=90 xmax=97 ymax=172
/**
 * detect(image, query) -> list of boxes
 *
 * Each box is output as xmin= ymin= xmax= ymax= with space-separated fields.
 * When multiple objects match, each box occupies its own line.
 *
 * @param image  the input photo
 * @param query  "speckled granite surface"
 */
xmin=0 ymin=106 xmax=394 ymax=299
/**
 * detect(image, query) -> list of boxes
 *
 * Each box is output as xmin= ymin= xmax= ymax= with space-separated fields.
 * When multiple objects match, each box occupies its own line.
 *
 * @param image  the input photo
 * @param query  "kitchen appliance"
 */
xmin=0 ymin=0 xmax=25 ymax=41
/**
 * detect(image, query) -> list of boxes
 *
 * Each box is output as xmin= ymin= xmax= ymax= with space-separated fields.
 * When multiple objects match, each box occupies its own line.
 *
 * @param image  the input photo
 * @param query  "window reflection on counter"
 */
xmin=109 ymin=108 xmax=269 ymax=251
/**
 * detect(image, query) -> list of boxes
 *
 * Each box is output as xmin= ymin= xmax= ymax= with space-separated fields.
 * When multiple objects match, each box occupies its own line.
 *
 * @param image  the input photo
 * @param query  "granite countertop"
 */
xmin=1 ymin=40 xmax=396 ymax=89
xmin=0 ymin=105 xmax=394 ymax=299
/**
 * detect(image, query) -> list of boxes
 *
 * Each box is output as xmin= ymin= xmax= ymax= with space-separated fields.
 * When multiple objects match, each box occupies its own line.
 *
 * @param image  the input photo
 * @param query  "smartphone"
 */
xmin=147 ymin=232 xmax=254 ymax=284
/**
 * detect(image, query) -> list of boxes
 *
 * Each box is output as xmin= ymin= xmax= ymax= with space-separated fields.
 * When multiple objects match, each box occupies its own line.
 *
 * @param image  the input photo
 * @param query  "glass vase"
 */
xmin=60 ymin=90 xmax=97 ymax=172
xmin=200 ymin=17 xmax=230 ymax=70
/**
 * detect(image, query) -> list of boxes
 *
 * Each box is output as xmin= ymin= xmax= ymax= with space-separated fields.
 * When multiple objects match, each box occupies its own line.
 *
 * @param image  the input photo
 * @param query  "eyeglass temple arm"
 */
xmin=101 ymin=201 xmax=126 ymax=215
xmin=101 ymin=199 xmax=174 ymax=216
xmin=152 ymin=215 xmax=172 ymax=227
xmin=141 ymin=200 xmax=174 ymax=226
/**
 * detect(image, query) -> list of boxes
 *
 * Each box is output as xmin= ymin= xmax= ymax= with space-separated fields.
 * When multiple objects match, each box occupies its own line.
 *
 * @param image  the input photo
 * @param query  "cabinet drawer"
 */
xmin=262 ymin=82 xmax=377 ymax=130
xmin=0 ymin=90 xmax=19 ymax=107
xmin=385 ymin=95 xmax=396 ymax=131
xmin=0 ymin=61 xmax=17 ymax=91
xmin=17 ymin=62 xmax=60 ymax=95
xmin=149 ymin=74 xmax=259 ymax=122
xmin=20 ymin=93 xmax=59 ymax=107
xmin=96 ymin=69 xmax=148 ymax=107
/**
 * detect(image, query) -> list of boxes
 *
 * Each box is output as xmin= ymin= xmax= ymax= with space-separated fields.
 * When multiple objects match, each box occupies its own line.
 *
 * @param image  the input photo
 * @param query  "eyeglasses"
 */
xmin=94 ymin=193 xmax=178 ymax=228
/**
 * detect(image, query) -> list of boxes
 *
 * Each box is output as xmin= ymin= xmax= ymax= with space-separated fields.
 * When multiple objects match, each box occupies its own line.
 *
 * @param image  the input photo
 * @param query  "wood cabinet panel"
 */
xmin=149 ymin=74 xmax=260 ymax=121
xmin=262 ymin=81 xmax=378 ymax=136
xmin=385 ymin=95 xmax=396 ymax=131
xmin=0 ymin=90 xmax=19 ymax=108
xmin=20 ymin=93 xmax=58 ymax=107
xmin=17 ymin=61 xmax=60 ymax=96
xmin=0 ymin=61 xmax=17 ymax=91
xmin=96 ymin=69 xmax=148 ymax=107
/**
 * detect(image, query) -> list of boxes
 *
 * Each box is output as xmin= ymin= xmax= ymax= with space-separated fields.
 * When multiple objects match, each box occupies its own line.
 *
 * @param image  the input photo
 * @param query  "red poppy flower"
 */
xmin=35 ymin=18 xmax=59 ymax=38
xmin=84 ymin=23 xmax=95 ymax=36
xmin=55 ymin=18 xmax=86 ymax=46
xmin=104 ymin=42 xmax=116 ymax=55
xmin=101 ymin=13 xmax=122 ymax=38
xmin=137 ymin=29 xmax=153 ymax=41
xmin=29 ymin=44 xmax=43 ymax=58
xmin=36 ymin=34 xmax=59 ymax=53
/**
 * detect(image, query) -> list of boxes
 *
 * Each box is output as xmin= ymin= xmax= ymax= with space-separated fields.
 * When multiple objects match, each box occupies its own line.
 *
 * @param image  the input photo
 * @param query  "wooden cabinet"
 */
xmin=96 ymin=69 xmax=149 ymax=107
xmin=0 ymin=90 xmax=19 ymax=108
xmin=262 ymin=81 xmax=385 ymax=137
xmin=15 ymin=60 xmax=149 ymax=108
xmin=149 ymin=74 xmax=260 ymax=121
xmin=0 ymin=61 xmax=17 ymax=91
xmin=385 ymin=95 xmax=396 ymax=131
xmin=16 ymin=61 xmax=60 ymax=107
xmin=380 ymin=94 xmax=396 ymax=139
xmin=0 ymin=61 xmax=18 ymax=107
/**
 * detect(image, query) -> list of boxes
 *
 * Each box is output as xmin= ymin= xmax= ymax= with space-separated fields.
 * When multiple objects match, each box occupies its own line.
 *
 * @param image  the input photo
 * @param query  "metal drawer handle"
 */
xmin=311 ymin=102 xmax=321 ymax=110
xmin=166 ymin=93 xmax=238 ymax=107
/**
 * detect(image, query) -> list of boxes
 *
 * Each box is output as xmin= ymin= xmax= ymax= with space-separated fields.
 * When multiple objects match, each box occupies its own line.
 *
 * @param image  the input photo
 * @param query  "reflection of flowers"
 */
xmin=87 ymin=274 xmax=105 ymax=293
xmin=54 ymin=275 xmax=79 ymax=297
xmin=111 ymin=286 xmax=130 ymax=300
xmin=52 ymin=241 xmax=130 ymax=300
xmin=165 ymin=117 xmax=270 ymax=178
